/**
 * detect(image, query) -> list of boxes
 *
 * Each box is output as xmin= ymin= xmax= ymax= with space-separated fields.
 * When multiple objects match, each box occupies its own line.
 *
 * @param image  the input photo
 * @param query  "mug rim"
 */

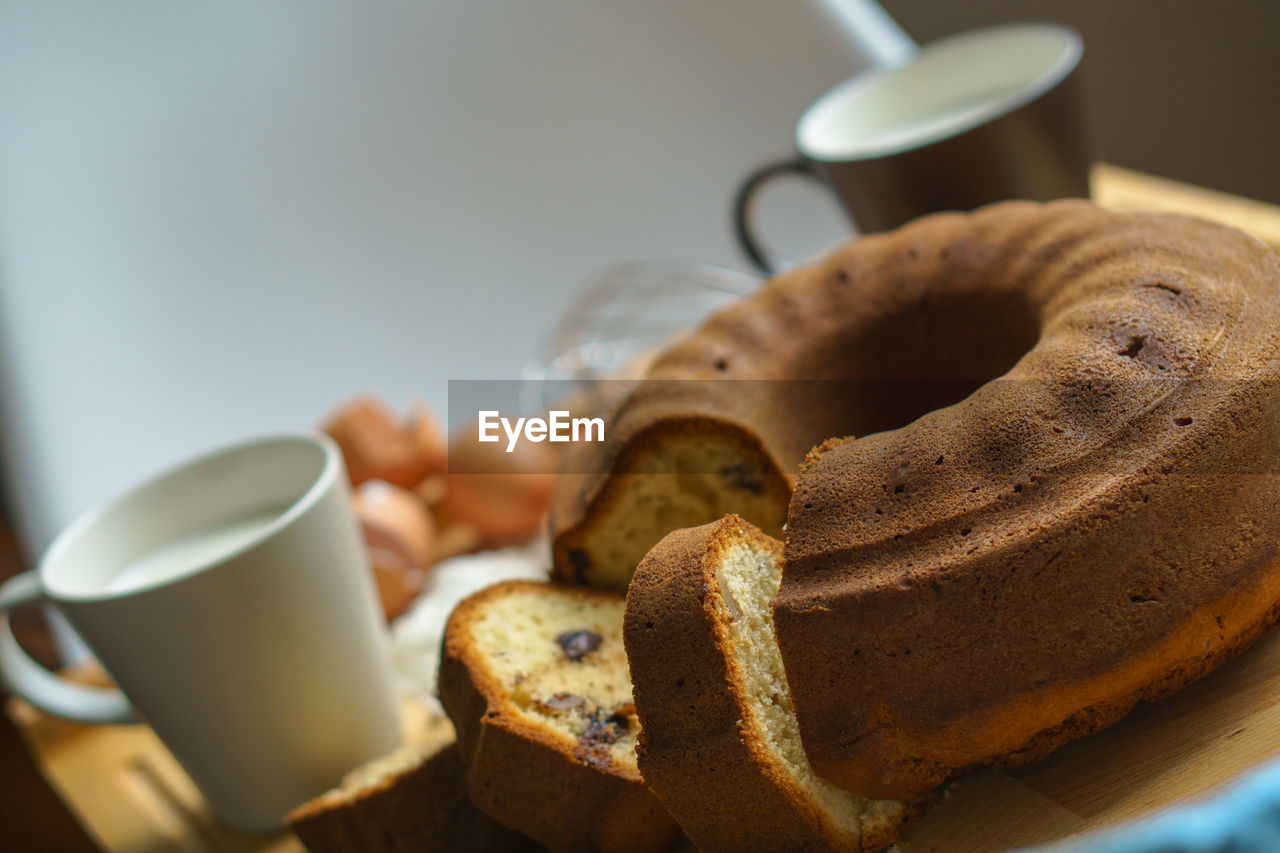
xmin=39 ymin=430 xmax=343 ymax=603
xmin=797 ymin=22 xmax=1083 ymax=163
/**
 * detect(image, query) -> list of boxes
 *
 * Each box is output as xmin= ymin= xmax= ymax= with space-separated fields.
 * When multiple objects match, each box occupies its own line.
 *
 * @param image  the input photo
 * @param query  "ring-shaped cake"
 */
xmin=553 ymin=200 xmax=1280 ymax=798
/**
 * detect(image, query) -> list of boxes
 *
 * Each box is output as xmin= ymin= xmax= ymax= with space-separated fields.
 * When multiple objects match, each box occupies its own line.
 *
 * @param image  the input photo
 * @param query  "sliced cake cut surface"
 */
xmin=439 ymin=580 xmax=682 ymax=853
xmin=625 ymin=515 xmax=915 ymax=852
xmin=551 ymin=422 xmax=792 ymax=592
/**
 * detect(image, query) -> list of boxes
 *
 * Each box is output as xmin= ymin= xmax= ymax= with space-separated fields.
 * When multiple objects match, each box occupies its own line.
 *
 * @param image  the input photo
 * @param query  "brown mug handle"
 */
xmin=732 ymin=156 xmax=822 ymax=275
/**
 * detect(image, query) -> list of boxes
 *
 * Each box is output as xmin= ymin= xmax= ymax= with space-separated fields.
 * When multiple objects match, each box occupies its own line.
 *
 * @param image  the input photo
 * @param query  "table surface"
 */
xmin=11 ymin=163 xmax=1280 ymax=853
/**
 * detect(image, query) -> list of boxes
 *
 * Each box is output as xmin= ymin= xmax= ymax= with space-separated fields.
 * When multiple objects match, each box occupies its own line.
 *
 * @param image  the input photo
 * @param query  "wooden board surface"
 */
xmin=903 ymin=617 xmax=1280 ymax=850
xmin=1093 ymin=163 xmax=1280 ymax=250
xmin=10 ymin=165 xmax=1280 ymax=852
xmin=6 ymin=664 xmax=444 ymax=853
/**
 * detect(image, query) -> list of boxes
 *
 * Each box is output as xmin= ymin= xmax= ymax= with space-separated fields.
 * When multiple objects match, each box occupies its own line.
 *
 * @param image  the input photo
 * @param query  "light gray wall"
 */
xmin=1 ymin=1 xmax=1272 ymax=558
xmin=0 ymin=1 xmax=865 ymax=555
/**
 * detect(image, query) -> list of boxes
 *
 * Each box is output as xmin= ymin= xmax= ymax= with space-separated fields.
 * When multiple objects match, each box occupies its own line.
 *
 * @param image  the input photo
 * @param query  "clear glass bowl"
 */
xmin=520 ymin=259 xmax=760 ymax=414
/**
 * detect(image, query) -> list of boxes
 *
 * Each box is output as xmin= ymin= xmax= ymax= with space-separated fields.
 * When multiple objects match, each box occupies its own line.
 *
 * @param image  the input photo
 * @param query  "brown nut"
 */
xmin=441 ymin=418 xmax=556 ymax=545
xmin=369 ymin=548 xmax=428 ymax=622
xmin=353 ymin=479 xmax=437 ymax=569
xmin=321 ymin=396 xmax=442 ymax=488
xmin=414 ymin=473 xmax=448 ymax=507
xmin=407 ymin=401 xmax=448 ymax=476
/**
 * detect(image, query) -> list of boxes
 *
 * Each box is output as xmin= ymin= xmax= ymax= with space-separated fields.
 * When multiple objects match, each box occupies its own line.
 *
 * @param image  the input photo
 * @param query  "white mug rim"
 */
xmin=38 ymin=431 xmax=342 ymax=603
xmin=797 ymin=22 xmax=1083 ymax=163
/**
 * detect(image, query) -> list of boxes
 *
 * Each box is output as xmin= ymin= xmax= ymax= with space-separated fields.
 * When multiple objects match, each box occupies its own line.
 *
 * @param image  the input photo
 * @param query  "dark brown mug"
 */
xmin=734 ymin=23 xmax=1090 ymax=274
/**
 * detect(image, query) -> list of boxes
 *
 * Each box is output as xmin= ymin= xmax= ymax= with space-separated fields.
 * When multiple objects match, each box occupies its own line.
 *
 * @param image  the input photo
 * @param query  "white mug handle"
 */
xmin=0 ymin=571 xmax=135 ymax=723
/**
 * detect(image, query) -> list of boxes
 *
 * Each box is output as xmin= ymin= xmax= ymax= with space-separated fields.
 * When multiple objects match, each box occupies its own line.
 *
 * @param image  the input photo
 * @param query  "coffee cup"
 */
xmin=0 ymin=432 xmax=400 ymax=831
xmin=733 ymin=22 xmax=1089 ymax=273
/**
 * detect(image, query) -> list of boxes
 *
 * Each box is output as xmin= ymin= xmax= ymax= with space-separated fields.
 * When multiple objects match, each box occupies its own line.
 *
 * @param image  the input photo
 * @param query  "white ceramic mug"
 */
xmin=0 ymin=432 xmax=400 ymax=831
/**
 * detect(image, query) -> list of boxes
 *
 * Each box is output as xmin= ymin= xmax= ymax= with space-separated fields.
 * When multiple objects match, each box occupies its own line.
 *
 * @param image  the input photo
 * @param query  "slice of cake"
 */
xmin=624 ymin=515 xmax=917 ymax=852
xmin=287 ymin=723 xmax=541 ymax=852
xmin=439 ymin=580 xmax=683 ymax=853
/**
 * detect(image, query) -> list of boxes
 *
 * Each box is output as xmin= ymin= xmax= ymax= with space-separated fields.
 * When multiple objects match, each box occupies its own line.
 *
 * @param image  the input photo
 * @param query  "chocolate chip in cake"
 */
xmin=581 ymin=709 xmax=629 ymax=745
xmin=574 ymin=708 xmax=631 ymax=767
xmin=566 ymin=549 xmax=593 ymax=583
xmin=539 ymin=692 xmax=585 ymax=711
xmin=719 ymin=462 xmax=766 ymax=496
xmin=556 ymin=630 xmax=603 ymax=661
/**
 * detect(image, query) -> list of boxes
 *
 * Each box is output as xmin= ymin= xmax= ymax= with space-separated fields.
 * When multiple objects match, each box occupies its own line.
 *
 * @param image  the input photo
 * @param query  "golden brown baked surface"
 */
xmin=438 ymin=580 xmax=682 ymax=853
xmin=553 ymin=199 xmax=1280 ymax=803
xmin=771 ymin=201 xmax=1280 ymax=799
xmin=625 ymin=515 xmax=915 ymax=853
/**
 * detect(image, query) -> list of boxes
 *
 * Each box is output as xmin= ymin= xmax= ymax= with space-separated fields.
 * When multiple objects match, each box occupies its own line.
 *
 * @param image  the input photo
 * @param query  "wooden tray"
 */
xmin=11 ymin=165 xmax=1280 ymax=852
xmin=6 ymin=664 xmax=446 ymax=853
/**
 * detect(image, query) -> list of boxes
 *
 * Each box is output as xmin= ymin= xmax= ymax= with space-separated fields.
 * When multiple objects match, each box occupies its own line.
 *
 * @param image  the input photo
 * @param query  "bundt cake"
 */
xmin=625 ymin=515 xmax=915 ymax=852
xmin=553 ymin=200 xmax=1280 ymax=800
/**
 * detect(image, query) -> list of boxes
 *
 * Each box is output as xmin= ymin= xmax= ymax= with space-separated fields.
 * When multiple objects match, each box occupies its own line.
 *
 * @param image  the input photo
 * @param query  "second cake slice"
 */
xmin=624 ymin=515 xmax=916 ymax=852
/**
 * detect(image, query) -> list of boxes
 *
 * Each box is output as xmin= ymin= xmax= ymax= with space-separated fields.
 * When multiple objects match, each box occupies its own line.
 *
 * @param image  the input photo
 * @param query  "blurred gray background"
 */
xmin=882 ymin=0 xmax=1280 ymax=204
xmin=0 ymin=0 xmax=1276 ymax=558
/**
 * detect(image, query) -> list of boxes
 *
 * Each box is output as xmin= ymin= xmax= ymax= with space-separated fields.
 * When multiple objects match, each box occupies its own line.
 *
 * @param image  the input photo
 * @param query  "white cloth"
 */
xmin=389 ymin=541 xmax=550 ymax=716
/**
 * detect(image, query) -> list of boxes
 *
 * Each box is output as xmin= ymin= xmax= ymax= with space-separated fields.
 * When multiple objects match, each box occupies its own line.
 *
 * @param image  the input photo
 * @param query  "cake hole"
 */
xmin=935 ymin=456 xmax=945 ymax=465
xmin=1175 ymin=416 xmax=1193 ymax=426
xmin=1012 ymin=484 xmax=1023 ymax=494
xmin=835 ymin=269 xmax=849 ymax=284
xmin=815 ymin=285 xmax=1039 ymax=438
xmin=1118 ymin=335 xmax=1146 ymax=358
xmin=960 ymin=527 xmax=971 ymax=537
xmin=906 ymin=248 xmax=918 ymax=260
xmin=714 ymin=358 xmax=729 ymax=372
xmin=893 ymin=484 xmax=906 ymax=494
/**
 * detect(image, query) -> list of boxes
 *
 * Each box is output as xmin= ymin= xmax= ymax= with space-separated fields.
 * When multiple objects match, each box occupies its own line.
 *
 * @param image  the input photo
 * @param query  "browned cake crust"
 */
xmin=549 ymin=199 xmax=1280 ymax=803
xmin=625 ymin=516 xmax=916 ymax=852
xmin=287 ymin=738 xmax=542 ymax=853
xmin=771 ymin=201 xmax=1280 ymax=799
xmin=438 ymin=581 xmax=682 ymax=853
